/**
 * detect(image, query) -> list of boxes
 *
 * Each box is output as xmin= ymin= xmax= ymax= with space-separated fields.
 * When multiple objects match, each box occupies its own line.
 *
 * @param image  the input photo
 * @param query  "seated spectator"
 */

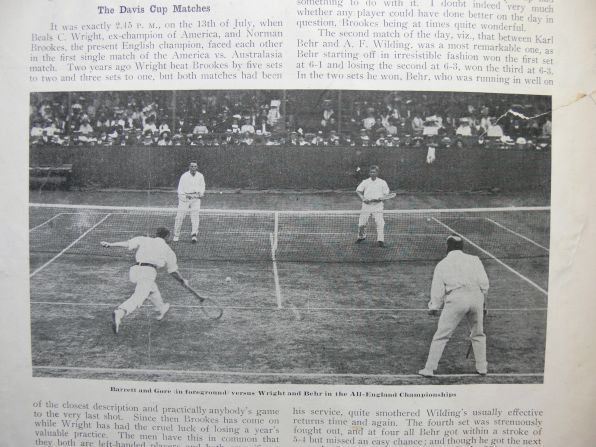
xmin=357 ymin=129 xmax=370 ymax=146
xmin=455 ymin=118 xmax=472 ymax=137
xmin=370 ymin=117 xmax=385 ymax=135
xmin=298 ymin=135 xmax=310 ymax=146
xmin=288 ymin=131 xmax=299 ymax=146
xmin=240 ymin=131 xmax=254 ymax=146
xmin=312 ymin=131 xmax=325 ymax=146
xmin=328 ymin=130 xmax=340 ymax=146
xmin=265 ymin=133 xmax=281 ymax=146
xmin=142 ymin=130 xmax=154 ymax=146
xmin=267 ymin=104 xmax=282 ymax=127
xmin=240 ymin=118 xmax=255 ymax=134
xmin=143 ymin=116 xmax=157 ymax=134
xmin=30 ymin=119 xmax=44 ymax=144
xmin=362 ymin=108 xmax=376 ymax=130
xmin=221 ymin=129 xmax=235 ymax=146
xmin=193 ymin=119 xmax=209 ymax=135
xmin=375 ymin=132 xmax=388 ymax=146
xmin=158 ymin=122 xmax=171 ymax=135
xmin=526 ymin=120 xmax=541 ymax=139
xmin=383 ymin=116 xmax=398 ymax=136
xmin=321 ymin=101 xmax=335 ymax=128
xmin=157 ymin=131 xmax=172 ymax=146
xmin=478 ymin=109 xmax=490 ymax=133
xmin=486 ymin=118 xmax=504 ymax=138
xmin=422 ymin=116 xmax=441 ymax=136
xmin=78 ymin=115 xmax=94 ymax=137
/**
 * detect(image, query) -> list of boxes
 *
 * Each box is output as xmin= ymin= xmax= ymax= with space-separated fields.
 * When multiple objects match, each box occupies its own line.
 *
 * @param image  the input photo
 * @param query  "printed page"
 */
xmin=1 ymin=0 xmax=596 ymax=446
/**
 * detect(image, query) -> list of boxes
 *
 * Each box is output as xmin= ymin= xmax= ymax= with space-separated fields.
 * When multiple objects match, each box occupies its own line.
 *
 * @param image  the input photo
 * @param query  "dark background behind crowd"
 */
xmin=30 ymin=90 xmax=551 ymax=150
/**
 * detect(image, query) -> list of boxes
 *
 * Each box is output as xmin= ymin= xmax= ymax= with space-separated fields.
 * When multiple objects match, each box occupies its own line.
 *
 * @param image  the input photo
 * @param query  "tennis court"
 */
xmin=29 ymin=201 xmax=549 ymax=384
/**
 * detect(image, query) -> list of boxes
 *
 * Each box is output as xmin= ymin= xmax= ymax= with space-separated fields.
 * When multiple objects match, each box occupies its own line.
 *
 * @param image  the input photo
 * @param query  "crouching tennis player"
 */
xmin=418 ymin=235 xmax=489 ymax=377
xmin=101 ymin=227 xmax=189 ymax=334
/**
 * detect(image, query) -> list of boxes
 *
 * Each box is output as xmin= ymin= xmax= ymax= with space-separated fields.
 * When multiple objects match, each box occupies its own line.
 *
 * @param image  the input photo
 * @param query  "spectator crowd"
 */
xmin=30 ymin=91 xmax=551 ymax=150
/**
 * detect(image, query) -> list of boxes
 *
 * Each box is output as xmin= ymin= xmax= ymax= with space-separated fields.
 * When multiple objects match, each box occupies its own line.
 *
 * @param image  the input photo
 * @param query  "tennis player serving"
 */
xmin=173 ymin=161 xmax=205 ymax=243
xmin=356 ymin=165 xmax=391 ymax=247
xmin=101 ymin=227 xmax=189 ymax=334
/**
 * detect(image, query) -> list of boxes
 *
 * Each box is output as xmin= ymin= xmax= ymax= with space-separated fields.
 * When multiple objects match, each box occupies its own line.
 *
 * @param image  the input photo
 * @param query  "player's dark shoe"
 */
xmin=355 ymin=238 xmax=366 ymax=244
xmin=378 ymin=241 xmax=386 ymax=248
xmin=191 ymin=234 xmax=197 ymax=244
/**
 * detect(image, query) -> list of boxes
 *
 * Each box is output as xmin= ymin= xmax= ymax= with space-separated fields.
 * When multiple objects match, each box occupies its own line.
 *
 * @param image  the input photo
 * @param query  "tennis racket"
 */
xmin=179 ymin=192 xmax=203 ymax=200
xmin=183 ymin=284 xmax=223 ymax=320
xmin=367 ymin=193 xmax=397 ymax=203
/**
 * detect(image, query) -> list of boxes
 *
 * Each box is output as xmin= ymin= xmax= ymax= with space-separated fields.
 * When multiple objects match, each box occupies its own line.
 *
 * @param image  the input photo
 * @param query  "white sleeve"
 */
xmin=164 ymin=246 xmax=179 ymax=274
xmin=356 ymin=180 xmax=366 ymax=193
xmin=382 ymin=180 xmax=390 ymax=195
xmin=127 ymin=237 xmax=141 ymax=251
xmin=177 ymin=173 xmax=186 ymax=194
xmin=429 ymin=263 xmax=446 ymax=310
xmin=198 ymin=173 xmax=206 ymax=195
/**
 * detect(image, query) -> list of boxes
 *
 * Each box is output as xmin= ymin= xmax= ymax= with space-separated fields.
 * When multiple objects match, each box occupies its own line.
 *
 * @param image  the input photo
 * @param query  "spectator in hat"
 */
xmin=158 ymin=131 xmax=173 ymax=146
xmin=78 ymin=115 xmax=94 ymax=137
xmin=455 ymin=118 xmax=472 ymax=137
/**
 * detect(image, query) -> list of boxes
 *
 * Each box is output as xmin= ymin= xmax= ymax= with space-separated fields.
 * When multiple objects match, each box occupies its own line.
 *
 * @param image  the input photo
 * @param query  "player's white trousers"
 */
xmin=174 ymin=198 xmax=201 ymax=237
xmin=118 ymin=266 xmax=166 ymax=315
xmin=424 ymin=288 xmax=487 ymax=372
xmin=358 ymin=203 xmax=385 ymax=241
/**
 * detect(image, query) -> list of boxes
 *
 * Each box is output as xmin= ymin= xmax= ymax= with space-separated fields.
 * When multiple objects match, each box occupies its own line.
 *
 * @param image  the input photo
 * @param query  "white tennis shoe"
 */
xmin=418 ymin=368 xmax=435 ymax=377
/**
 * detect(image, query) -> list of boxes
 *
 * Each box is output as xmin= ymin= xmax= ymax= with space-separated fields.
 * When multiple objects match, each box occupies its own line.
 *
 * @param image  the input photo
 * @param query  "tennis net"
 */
xmin=29 ymin=203 xmax=550 ymax=263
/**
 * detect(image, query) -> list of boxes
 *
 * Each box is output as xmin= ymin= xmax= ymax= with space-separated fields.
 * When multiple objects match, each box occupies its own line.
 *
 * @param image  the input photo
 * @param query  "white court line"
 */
xmin=29 ymin=301 xmax=547 ymax=313
xmin=29 ymin=214 xmax=112 ymax=278
xmin=484 ymin=218 xmax=549 ymax=252
xmin=432 ymin=218 xmax=548 ymax=296
xmin=269 ymin=233 xmax=283 ymax=309
xmin=29 ymin=213 xmax=64 ymax=232
xmin=31 ymin=365 xmax=543 ymax=379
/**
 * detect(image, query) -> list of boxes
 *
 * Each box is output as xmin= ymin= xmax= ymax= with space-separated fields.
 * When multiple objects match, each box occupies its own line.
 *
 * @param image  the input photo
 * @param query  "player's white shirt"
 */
xmin=356 ymin=177 xmax=390 ymax=201
xmin=429 ymin=250 xmax=489 ymax=310
xmin=127 ymin=236 xmax=178 ymax=273
xmin=177 ymin=171 xmax=206 ymax=196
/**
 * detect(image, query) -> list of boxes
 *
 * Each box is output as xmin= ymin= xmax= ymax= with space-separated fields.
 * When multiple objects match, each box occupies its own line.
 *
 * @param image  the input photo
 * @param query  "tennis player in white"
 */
xmin=174 ymin=161 xmax=205 ymax=243
xmin=356 ymin=165 xmax=390 ymax=247
xmin=101 ymin=227 xmax=189 ymax=334
xmin=419 ymin=235 xmax=489 ymax=377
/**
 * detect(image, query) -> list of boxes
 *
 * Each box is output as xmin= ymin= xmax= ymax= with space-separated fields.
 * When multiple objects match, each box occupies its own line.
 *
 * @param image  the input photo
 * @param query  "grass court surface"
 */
xmin=29 ymin=191 xmax=548 ymax=384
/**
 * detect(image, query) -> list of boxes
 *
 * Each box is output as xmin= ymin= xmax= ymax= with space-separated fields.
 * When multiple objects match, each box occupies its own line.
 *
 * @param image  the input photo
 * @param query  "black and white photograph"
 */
xmin=28 ymin=89 xmax=551 ymax=384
